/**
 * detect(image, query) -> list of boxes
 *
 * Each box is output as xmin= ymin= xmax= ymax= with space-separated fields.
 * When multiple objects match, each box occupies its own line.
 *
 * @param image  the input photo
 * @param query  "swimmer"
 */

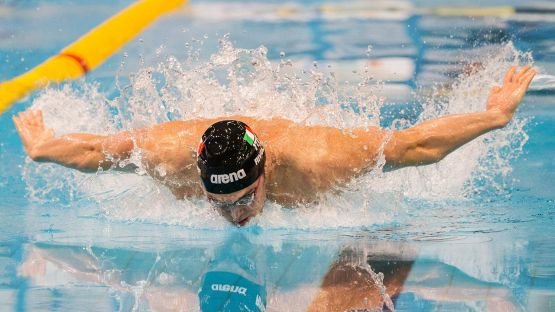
xmin=13 ymin=66 xmax=536 ymax=226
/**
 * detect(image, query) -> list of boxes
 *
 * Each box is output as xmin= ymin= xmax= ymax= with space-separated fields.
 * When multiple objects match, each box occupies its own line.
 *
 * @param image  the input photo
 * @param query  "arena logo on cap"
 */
xmin=211 ymin=283 xmax=248 ymax=296
xmin=210 ymin=169 xmax=246 ymax=184
xmin=254 ymin=147 xmax=264 ymax=165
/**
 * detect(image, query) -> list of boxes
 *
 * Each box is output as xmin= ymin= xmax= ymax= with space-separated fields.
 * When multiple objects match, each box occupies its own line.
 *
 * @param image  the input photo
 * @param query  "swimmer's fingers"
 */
xmin=27 ymin=109 xmax=37 ymax=124
xmin=24 ymin=110 xmax=34 ymax=126
xmin=12 ymin=115 xmax=24 ymax=135
xmin=12 ymin=115 xmax=32 ymax=152
xmin=18 ymin=109 xmax=42 ymax=128
xmin=515 ymin=65 xmax=532 ymax=83
xmin=28 ymin=109 xmax=41 ymax=127
xmin=13 ymin=109 xmax=54 ymax=157
xmin=14 ymin=109 xmax=48 ymax=133
xmin=504 ymin=66 xmax=517 ymax=84
xmin=521 ymin=68 xmax=536 ymax=89
xmin=35 ymin=110 xmax=45 ymax=128
xmin=15 ymin=111 xmax=35 ymax=134
xmin=18 ymin=110 xmax=33 ymax=125
xmin=17 ymin=111 xmax=31 ymax=127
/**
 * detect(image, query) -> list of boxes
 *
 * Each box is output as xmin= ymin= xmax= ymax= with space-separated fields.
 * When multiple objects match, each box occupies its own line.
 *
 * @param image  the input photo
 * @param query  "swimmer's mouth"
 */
xmin=237 ymin=216 xmax=251 ymax=226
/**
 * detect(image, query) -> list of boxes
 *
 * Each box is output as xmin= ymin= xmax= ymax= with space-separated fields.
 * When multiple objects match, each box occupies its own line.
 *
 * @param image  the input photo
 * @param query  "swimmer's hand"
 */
xmin=12 ymin=108 xmax=137 ymax=171
xmin=486 ymin=65 xmax=536 ymax=126
xmin=12 ymin=109 xmax=54 ymax=160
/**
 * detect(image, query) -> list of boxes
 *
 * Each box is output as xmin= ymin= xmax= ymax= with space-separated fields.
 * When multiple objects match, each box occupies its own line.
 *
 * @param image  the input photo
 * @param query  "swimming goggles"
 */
xmin=209 ymin=187 xmax=257 ymax=211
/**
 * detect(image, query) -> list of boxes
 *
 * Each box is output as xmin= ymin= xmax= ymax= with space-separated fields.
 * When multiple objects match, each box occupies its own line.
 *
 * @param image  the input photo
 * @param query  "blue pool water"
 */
xmin=1 ymin=1 xmax=555 ymax=311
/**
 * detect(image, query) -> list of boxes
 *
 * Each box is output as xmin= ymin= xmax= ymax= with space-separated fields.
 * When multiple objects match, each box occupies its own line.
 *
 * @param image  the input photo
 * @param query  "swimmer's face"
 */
xmin=205 ymin=175 xmax=266 ymax=226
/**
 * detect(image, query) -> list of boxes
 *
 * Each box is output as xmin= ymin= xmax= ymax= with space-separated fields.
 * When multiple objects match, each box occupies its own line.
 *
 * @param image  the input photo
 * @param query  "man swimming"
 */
xmin=13 ymin=66 xmax=536 ymax=226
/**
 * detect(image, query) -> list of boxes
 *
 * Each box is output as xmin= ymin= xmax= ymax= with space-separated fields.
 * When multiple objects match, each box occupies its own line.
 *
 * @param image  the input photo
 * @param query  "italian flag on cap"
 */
xmin=243 ymin=127 xmax=255 ymax=146
xmin=197 ymin=139 xmax=205 ymax=156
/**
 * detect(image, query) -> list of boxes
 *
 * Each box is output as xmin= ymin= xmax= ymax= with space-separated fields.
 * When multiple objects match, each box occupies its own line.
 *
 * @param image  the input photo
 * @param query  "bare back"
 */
xmin=135 ymin=117 xmax=386 ymax=205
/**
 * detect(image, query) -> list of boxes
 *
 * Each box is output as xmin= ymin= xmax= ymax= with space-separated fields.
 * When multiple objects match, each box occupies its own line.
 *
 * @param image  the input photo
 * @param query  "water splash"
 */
xmin=366 ymin=42 xmax=531 ymax=199
xmin=23 ymin=39 xmax=531 ymax=229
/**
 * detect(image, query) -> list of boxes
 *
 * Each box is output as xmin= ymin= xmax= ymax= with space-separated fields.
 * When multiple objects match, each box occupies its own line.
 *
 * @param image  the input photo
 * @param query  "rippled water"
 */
xmin=1 ymin=1 xmax=555 ymax=311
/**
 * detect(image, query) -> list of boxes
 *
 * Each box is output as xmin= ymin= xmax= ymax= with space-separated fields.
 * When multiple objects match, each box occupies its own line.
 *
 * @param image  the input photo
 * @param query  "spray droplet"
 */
xmin=366 ymin=44 xmax=373 ymax=57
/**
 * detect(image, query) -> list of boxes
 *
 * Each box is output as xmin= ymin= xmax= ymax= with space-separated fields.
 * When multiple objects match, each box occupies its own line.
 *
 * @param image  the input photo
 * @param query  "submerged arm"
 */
xmin=13 ymin=109 xmax=138 ymax=172
xmin=383 ymin=65 xmax=536 ymax=169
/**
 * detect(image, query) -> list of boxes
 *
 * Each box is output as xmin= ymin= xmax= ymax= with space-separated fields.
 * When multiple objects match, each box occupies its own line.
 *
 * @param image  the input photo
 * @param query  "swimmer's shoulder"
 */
xmin=163 ymin=116 xmax=294 ymax=130
xmin=141 ymin=116 xmax=297 ymax=148
xmin=172 ymin=116 xmax=299 ymax=140
xmin=148 ymin=116 xmax=318 ymax=149
xmin=222 ymin=115 xmax=296 ymax=130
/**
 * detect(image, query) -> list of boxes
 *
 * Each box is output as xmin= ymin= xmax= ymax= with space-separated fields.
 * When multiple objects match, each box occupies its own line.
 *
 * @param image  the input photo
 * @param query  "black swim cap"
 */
xmin=197 ymin=120 xmax=266 ymax=194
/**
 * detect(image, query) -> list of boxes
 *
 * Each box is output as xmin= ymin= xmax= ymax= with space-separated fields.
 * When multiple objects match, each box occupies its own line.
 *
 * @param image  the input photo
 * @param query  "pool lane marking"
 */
xmin=0 ymin=0 xmax=188 ymax=116
xmin=58 ymin=53 xmax=90 ymax=74
xmin=178 ymin=3 xmax=555 ymax=20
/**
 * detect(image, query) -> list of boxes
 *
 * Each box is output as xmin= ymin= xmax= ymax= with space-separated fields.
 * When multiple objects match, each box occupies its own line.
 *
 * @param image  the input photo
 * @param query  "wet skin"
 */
xmin=12 ymin=66 xmax=537 ymax=225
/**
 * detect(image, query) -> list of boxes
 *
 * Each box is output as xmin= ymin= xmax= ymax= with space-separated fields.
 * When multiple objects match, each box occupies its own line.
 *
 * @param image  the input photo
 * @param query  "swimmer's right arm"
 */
xmin=13 ymin=109 xmax=137 ymax=172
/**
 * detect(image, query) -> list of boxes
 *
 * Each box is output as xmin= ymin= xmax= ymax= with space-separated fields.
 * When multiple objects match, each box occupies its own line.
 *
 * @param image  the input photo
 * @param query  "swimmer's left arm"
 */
xmin=313 ymin=66 xmax=534 ymax=176
xmin=382 ymin=65 xmax=536 ymax=169
xmin=264 ymin=66 xmax=534 ymax=191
